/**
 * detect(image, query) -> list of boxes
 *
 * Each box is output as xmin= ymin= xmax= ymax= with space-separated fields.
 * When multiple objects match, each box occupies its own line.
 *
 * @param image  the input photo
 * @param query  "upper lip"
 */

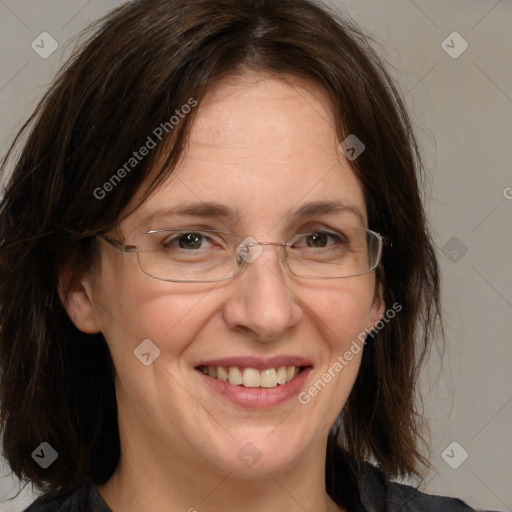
xmin=194 ymin=356 xmax=313 ymax=371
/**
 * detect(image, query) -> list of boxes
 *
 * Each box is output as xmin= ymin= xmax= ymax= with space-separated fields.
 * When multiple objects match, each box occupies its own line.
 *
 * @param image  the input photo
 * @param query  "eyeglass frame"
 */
xmin=101 ymin=228 xmax=390 ymax=283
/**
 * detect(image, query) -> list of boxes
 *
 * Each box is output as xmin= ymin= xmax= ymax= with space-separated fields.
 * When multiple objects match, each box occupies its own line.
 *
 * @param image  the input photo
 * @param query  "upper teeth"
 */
xmin=199 ymin=366 xmax=300 ymax=388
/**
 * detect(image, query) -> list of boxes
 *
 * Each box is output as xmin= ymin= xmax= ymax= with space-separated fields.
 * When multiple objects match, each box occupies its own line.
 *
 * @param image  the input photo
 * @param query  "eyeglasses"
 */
xmin=102 ymin=227 xmax=386 ymax=283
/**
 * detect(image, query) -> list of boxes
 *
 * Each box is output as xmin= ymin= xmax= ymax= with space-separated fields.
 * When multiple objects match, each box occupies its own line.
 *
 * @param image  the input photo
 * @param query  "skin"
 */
xmin=60 ymin=72 xmax=385 ymax=512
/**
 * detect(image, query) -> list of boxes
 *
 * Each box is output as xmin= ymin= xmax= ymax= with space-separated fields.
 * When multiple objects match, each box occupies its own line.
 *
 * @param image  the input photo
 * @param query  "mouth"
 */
xmin=195 ymin=365 xmax=309 ymax=389
xmin=194 ymin=357 xmax=314 ymax=408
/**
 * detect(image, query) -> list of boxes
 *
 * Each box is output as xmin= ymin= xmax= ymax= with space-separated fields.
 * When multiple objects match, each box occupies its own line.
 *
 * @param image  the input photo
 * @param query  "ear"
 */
xmin=58 ymin=258 xmax=101 ymax=334
xmin=366 ymin=283 xmax=385 ymax=331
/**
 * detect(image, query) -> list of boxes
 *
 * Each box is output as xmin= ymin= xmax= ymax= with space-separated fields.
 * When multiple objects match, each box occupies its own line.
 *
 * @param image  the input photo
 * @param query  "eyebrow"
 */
xmin=139 ymin=200 xmax=365 ymax=227
xmin=293 ymin=201 xmax=365 ymax=225
xmin=140 ymin=202 xmax=234 ymax=227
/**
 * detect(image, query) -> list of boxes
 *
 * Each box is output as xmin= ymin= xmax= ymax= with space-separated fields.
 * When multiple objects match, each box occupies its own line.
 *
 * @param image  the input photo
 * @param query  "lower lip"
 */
xmin=196 ymin=367 xmax=313 ymax=409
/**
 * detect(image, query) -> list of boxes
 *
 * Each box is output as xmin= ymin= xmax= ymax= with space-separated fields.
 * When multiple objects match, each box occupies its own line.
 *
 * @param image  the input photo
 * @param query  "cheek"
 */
xmin=297 ymin=284 xmax=374 ymax=432
xmin=93 ymin=257 xmax=215 ymax=366
xmin=302 ymin=278 xmax=376 ymax=349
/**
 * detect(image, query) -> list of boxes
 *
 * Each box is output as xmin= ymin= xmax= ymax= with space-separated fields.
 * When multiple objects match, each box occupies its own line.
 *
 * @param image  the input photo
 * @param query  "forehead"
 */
xmin=124 ymin=73 xmax=367 ymax=233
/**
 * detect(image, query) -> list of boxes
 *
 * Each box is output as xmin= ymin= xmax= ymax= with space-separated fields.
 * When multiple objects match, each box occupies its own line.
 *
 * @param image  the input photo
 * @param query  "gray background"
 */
xmin=0 ymin=0 xmax=511 ymax=510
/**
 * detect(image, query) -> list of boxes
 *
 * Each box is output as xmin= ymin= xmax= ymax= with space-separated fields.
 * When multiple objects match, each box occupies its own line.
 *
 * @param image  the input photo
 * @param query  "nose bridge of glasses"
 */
xmin=255 ymin=241 xmax=289 ymax=248
xmin=235 ymin=238 xmax=288 ymax=266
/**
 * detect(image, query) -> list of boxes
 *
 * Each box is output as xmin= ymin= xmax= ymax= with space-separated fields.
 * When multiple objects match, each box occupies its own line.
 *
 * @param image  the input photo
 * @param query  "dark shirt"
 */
xmin=22 ymin=463 xmax=499 ymax=512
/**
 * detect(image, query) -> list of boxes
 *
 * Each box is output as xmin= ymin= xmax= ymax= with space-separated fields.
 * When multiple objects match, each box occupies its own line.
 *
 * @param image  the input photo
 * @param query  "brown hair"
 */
xmin=0 ymin=0 xmax=441 ymax=502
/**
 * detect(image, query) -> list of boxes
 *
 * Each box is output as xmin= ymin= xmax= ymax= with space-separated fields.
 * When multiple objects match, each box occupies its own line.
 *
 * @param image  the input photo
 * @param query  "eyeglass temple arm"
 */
xmin=377 ymin=233 xmax=392 ymax=248
xmin=103 ymin=235 xmax=138 ymax=253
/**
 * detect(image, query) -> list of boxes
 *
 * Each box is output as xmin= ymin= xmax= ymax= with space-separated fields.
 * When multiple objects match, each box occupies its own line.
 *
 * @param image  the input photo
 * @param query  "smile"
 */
xmin=196 ymin=365 xmax=305 ymax=388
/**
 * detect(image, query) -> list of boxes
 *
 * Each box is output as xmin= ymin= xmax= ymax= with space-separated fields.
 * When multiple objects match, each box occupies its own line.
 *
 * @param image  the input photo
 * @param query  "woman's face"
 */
xmin=72 ymin=73 xmax=384 ymax=477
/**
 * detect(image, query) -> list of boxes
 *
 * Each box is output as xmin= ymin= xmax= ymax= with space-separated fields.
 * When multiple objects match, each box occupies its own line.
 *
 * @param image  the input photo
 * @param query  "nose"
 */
xmin=222 ymin=243 xmax=303 ymax=341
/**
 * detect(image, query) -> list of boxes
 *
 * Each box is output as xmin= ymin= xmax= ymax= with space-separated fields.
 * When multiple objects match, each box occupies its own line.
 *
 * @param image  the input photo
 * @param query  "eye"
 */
xmin=306 ymin=232 xmax=330 ymax=248
xmin=292 ymin=231 xmax=348 ymax=249
xmin=163 ymin=231 xmax=217 ymax=250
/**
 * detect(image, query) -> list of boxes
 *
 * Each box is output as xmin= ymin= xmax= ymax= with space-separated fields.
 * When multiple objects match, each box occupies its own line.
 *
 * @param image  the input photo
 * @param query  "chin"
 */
xmin=196 ymin=431 xmax=309 ymax=477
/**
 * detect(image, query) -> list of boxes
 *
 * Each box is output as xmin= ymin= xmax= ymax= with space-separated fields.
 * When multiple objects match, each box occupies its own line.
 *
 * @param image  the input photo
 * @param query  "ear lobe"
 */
xmin=58 ymin=261 xmax=101 ymax=334
xmin=368 ymin=296 xmax=386 ymax=331
xmin=367 ymin=280 xmax=386 ymax=331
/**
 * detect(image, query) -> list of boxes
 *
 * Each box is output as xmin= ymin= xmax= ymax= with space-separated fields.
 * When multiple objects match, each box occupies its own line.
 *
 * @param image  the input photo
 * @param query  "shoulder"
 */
xmin=328 ymin=447 xmax=497 ymax=511
xmin=386 ymin=480 xmax=481 ymax=511
xmin=357 ymin=462 xmax=494 ymax=512
xmin=21 ymin=479 xmax=111 ymax=512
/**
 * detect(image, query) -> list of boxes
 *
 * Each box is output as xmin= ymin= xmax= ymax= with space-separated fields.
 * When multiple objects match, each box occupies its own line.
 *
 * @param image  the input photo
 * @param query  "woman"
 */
xmin=0 ymin=0 xmax=497 ymax=511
